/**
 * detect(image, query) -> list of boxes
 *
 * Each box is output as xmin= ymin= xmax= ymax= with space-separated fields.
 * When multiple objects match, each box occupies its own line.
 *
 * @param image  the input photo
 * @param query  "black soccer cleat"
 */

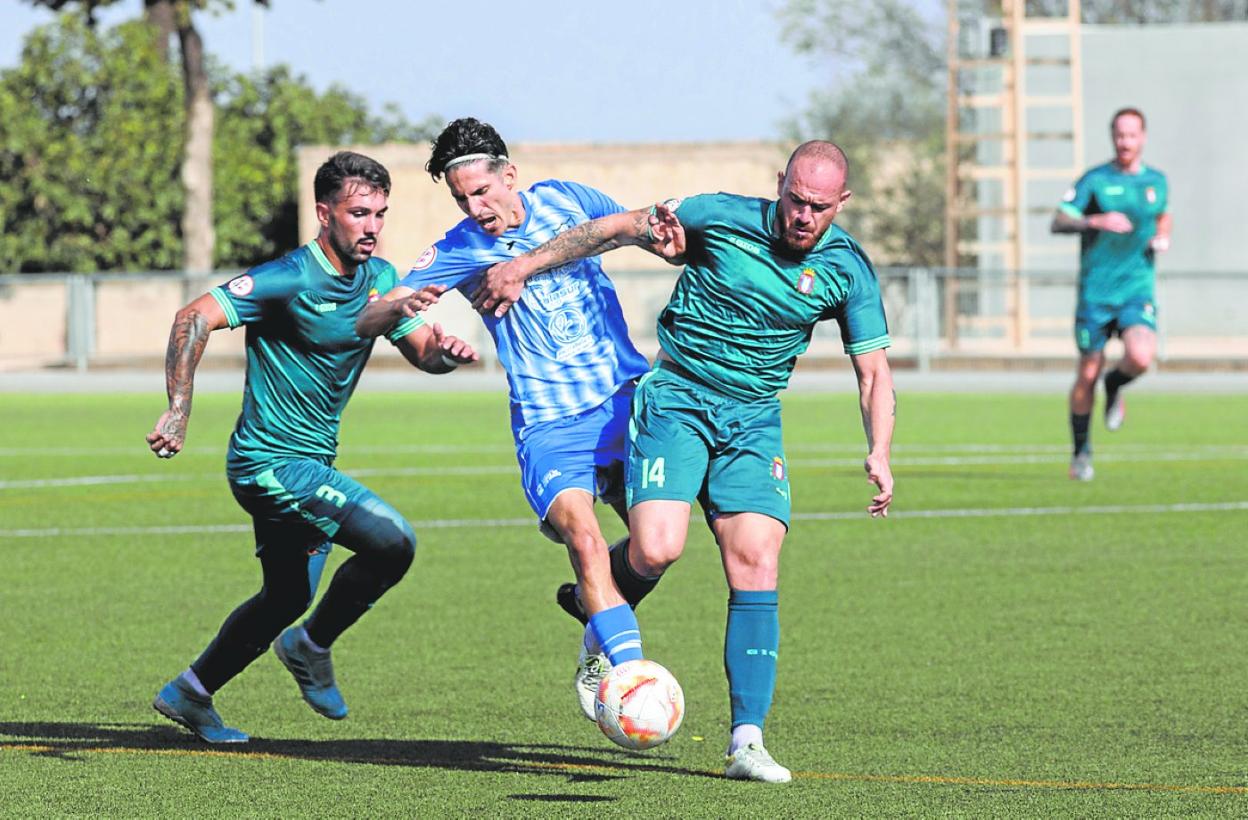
xmin=556 ymin=582 xmax=588 ymax=626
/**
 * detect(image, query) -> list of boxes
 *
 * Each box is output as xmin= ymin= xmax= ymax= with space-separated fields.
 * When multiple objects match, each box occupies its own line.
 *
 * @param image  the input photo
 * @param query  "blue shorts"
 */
xmin=514 ymin=383 xmax=635 ymax=529
xmin=229 ymin=458 xmax=413 ymax=560
xmin=1075 ymin=298 xmax=1157 ymax=354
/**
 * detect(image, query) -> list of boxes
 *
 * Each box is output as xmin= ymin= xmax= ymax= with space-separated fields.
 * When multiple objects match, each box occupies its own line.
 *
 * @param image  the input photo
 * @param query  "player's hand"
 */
xmin=430 ymin=323 xmax=479 ymax=369
xmin=1088 ymin=212 xmax=1133 ymax=234
xmin=648 ymin=200 xmax=686 ymax=263
xmin=1149 ymin=234 xmax=1171 ymax=252
xmin=471 ymin=260 xmax=526 ymax=319
xmin=864 ymin=452 xmax=893 ymax=518
xmin=399 ymin=285 xmax=446 ymax=317
xmin=146 ymin=410 xmax=188 ymax=458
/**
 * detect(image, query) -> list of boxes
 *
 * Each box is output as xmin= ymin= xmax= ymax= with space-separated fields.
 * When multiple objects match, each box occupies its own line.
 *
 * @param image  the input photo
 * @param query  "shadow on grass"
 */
xmin=0 ymin=721 xmax=714 ymax=785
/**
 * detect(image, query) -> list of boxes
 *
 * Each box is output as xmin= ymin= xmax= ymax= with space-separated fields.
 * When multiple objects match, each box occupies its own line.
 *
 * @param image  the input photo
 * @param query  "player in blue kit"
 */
xmin=1051 ymin=107 xmax=1171 ymax=481
xmin=355 ymin=118 xmax=682 ymax=722
xmin=146 ymin=151 xmax=478 ymax=743
xmin=477 ymin=141 xmax=896 ymax=782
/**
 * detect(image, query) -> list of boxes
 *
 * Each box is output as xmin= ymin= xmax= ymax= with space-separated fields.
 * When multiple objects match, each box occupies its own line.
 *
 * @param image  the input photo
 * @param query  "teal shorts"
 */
xmin=626 ymin=361 xmax=790 ymax=527
xmin=1075 ymin=298 xmax=1157 ymax=354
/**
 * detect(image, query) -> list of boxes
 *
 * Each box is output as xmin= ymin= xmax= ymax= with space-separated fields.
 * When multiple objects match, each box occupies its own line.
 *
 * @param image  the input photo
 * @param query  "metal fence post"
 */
xmin=66 ymin=274 xmax=95 ymax=372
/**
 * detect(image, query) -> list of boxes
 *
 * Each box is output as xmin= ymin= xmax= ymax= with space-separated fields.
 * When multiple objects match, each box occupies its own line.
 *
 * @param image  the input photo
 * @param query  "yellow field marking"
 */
xmin=4 ymin=743 xmax=1245 ymax=794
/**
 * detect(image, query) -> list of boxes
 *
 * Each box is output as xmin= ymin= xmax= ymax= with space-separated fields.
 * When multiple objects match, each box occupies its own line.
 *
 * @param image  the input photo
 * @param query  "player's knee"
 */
xmin=260 ymin=583 xmax=312 ymax=623
xmin=632 ymin=537 xmax=683 ymax=576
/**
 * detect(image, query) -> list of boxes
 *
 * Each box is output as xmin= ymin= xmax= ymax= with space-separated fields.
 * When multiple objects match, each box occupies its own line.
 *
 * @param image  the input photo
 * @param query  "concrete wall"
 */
xmin=1081 ymin=23 xmax=1248 ymax=273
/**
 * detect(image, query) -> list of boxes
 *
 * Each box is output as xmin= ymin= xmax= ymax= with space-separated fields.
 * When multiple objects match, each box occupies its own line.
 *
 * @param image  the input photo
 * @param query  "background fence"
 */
xmin=1 ymin=269 xmax=1245 ymax=373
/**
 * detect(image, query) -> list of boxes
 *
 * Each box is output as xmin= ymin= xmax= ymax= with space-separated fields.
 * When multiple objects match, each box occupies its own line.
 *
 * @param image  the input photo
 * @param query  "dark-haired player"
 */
xmin=1052 ymin=107 xmax=1171 ymax=481
xmin=475 ymin=140 xmax=896 ymax=782
xmin=356 ymin=118 xmax=681 ymax=722
xmin=147 ymin=151 xmax=478 ymax=743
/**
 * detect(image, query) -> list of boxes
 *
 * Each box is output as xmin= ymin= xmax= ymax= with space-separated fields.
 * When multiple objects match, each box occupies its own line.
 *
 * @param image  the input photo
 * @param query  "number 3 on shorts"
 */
xmin=640 ymin=457 xmax=666 ymax=489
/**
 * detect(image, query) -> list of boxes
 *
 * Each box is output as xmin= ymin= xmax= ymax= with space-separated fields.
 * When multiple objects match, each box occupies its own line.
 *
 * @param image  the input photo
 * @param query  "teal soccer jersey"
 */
xmin=665 ymin=194 xmax=890 ymax=401
xmin=210 ymin=241 xmax=422 ymax=477
xmin=1059 ymin=162 xmax=1168 ymax=305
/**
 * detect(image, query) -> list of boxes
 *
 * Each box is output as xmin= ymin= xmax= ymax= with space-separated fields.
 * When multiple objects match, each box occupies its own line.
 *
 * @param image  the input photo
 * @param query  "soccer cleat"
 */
xmin=575 ymin=646 xmax=611 ymax=721
xmin=273 ymin=626 xmax=348 ymax=720
xmin=725 ymin=742 xmax=792 ymax=783
xmin=556 ymin=582 xmax=589 ymax=626
xmin=1104 ymin=388 xmax=1126 ymax=431
xmin=153 ymin=676 xmax=249 ymax=744
xmin=1069 ymin=452 xmax=1094 ymax=482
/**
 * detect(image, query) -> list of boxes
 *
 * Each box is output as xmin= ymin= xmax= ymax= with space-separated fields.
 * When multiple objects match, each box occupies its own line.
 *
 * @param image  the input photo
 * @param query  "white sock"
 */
xmin=299 ymin=625 xmax=328 ymax=653
xmin=181 ymin=667 xmax=210 ymax=697
xmin=729 ymin=724 xmax=763 ymax=755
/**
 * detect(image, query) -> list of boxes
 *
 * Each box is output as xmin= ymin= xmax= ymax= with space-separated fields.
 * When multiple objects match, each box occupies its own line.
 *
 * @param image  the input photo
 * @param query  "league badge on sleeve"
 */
xmin=413 ymin=246 xmax=437 ymax=271
xmin=227 ymin=275 xmax=254 ymax=296
xmin=367 ymin=288 xmax=380 ymax=303
xmin=771 ymin=457 xmax=786 ymax=481
xmin=797 ymin=268 xmax=816 ymax=295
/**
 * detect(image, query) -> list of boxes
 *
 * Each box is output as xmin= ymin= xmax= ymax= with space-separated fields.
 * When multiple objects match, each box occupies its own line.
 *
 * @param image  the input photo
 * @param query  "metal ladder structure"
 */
xmin=944 ymin=0 xmax=1084 ymax=348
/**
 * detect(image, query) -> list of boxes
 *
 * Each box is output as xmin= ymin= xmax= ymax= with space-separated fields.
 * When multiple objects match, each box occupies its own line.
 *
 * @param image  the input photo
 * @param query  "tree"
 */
xmin=0 ymin=11 xmax=437 ymax=273
xmin=27 ymin=0 xmax=245 ymax=273
xmin=213 ymin=67 xmax=439 ymax=268
xmin=778 ymin=0 xmax=947 ymax=265
xmin=0 ymin=15 xmax=184 ymax=272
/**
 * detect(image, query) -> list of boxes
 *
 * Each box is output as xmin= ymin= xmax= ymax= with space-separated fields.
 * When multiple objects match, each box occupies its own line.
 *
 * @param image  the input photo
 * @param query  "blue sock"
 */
xmin=589 ymin=604 xmax=643 ymax=664
xmin=724 ymin=589 xmax=779 ymax=730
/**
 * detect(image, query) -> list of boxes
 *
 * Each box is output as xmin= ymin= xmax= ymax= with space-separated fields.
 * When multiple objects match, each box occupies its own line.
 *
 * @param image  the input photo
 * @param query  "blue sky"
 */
xmin=0 ymin=0 xmax=939 ymax=143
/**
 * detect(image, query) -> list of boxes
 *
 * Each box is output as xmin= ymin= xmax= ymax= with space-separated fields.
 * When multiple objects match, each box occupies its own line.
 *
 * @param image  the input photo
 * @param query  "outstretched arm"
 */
xmin=355 ymin=284 xmax=447 ymax=339
xmin=394 ymin=323 xmax=479 ymax=374
xmin=146 ymin=292 xmax=229 ymax=458
xmin=471 ymin=202 xmax=685 ymax=318
xmin=850 ymin=348 xmax=895 ymax=518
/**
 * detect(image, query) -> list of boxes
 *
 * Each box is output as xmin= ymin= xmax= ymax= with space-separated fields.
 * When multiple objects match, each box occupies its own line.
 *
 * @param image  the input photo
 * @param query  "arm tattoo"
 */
xmin=165 ymin=308 xmax=212 ymax=417
xmin=521 ymin=213 xmax=639 ymax=272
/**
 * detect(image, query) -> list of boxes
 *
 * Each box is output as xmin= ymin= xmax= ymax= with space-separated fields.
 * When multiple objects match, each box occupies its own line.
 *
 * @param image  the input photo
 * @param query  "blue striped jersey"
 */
xmin=401 ymin=180 xmax=649 ymax=428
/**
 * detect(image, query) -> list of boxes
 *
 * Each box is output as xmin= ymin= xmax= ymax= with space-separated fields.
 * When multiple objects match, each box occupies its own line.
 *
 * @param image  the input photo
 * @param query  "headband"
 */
xmin=444 ymin=153 xmax=509 ymax=171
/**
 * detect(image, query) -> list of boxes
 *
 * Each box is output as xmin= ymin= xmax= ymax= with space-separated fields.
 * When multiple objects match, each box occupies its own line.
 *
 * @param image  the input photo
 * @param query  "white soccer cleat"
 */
xmin=1104 ymin=391 xmax=1126 ymax=431
xmin=1069 ymin=452 xmax=1094 ymax=482
xmin=575 ymin=647 xmax=611 ymax=721
xmin=725 ymin=742 xmax=792 ymax=783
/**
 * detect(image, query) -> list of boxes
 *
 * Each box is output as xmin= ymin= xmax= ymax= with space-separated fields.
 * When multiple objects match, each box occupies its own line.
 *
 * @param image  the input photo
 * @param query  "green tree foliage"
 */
xmin=213 ymin=68 xmax=439 ymax=269
xmin=0 ymin=15 xmax=184 ymax=272
xmin=0 ymin=10 xmax=437 ymax=274
xmin=778 ymin=0 xmax=947 ymax=266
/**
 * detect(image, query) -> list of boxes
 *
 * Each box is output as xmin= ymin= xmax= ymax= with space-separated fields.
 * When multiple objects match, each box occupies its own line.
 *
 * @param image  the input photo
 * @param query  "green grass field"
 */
xmin=3 ymin=389 xmax=1247 ymax=817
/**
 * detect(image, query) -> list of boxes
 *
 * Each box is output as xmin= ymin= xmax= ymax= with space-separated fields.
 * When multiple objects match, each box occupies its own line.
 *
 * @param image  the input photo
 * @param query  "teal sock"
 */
xmin=724 ymin=589 xmax=779 ymax=730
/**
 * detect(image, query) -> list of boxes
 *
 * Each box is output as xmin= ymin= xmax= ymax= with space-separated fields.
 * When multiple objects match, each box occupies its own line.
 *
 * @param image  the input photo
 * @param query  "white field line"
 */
xmin=3 ymin=442 xmax=1245 ymax=458
xmin=5 ymin=447 xmax=1248 ymax=491
xmin=2 ymin=501 xmax=1245 ymax=539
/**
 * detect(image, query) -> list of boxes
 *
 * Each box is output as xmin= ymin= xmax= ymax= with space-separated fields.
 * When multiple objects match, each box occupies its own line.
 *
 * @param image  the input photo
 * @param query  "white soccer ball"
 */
xmin=595 ymin=659 xmax=685 ymax=750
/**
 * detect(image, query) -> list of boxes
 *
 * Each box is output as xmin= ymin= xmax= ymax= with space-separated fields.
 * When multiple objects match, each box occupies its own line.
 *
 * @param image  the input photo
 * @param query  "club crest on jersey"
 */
xmin=771 ymin=457 xmax=785 ymax=481
xmin=797 ymin=268 xmax=816 ymax=295
xmin=367 ymin=288 xmax=380 ymax=303
xmin=227 ymin=275 xmax=254 ymax=296
xmin=413 ymin=246 xmax=437 ymax=271
xmin=1145 ymin=187 xmax=1156 ymax=204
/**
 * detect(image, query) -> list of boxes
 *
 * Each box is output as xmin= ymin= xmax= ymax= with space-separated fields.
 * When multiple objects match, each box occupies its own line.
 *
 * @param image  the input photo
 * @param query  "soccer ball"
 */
xmin=595 ymin=659 xmax=684 ymax=750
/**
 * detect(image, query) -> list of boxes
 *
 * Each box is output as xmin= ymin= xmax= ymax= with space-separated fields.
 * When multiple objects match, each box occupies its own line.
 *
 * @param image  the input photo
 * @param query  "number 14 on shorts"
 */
xmin=640 ymin=458 xmax=666 ymax=488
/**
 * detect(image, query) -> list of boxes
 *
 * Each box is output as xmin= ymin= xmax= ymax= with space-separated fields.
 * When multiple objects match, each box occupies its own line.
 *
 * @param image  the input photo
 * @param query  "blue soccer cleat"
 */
xmin=153 ymin=676 xmax=249 ymax=744
xmin=273 ymin=626 xmax=348 ymax=720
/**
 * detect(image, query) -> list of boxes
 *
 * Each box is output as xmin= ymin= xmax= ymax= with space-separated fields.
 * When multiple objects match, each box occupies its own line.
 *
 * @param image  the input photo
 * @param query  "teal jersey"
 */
xmin=210 ymin=241 xmax=423 ymax=477
xmin=663 ymin=193 xmax=890 ymax=401
xmin=1059 ymin=162 xmax=1168 ymax=305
